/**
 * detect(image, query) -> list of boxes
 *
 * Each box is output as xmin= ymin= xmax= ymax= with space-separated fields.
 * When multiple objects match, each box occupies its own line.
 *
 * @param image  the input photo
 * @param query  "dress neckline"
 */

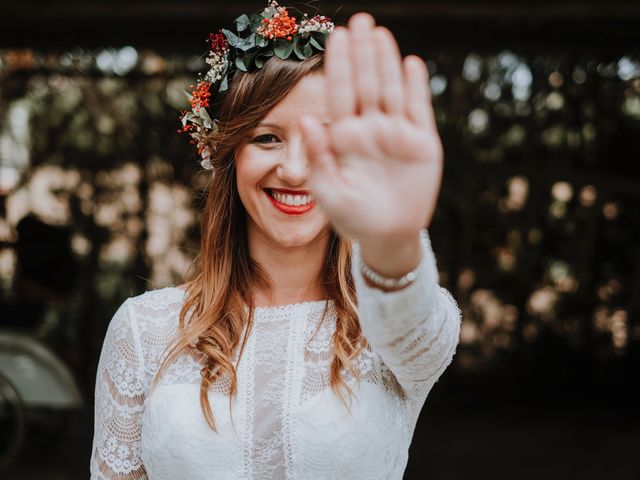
xmin=169 ymin=286 xmax=331 ymax=316
xmin=253 ymin=299 xmax=331 ymax=312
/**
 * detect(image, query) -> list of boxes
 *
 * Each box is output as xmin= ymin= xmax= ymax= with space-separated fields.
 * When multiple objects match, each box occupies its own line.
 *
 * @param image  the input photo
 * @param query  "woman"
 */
xmin=90 ymin=3 xmax=461 ymax=479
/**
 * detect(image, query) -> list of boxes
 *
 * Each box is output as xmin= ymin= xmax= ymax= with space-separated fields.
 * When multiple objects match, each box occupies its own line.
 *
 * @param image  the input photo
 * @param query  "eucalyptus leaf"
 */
xmin=250 ymin=13 xmax=265 ymax=31
xmin=310 ymin=31 xmax=327 ymax=47
xmin=222 ymin=29 xmax=240 ymax=47
xmin=309 ymin=36 xmax=324 ymax=51
xmin=198 ymin=106 xmax=213 ymax=124
xmin=293 ymin=38 xmax=313 ymax=60
xmin=242 ymin=51 xmax=257 ymax=68
xmin=263 ymin=5 xmax=277 ymax=17
xmin=235 ymin=55 xmax=248 ymax=72
xmin=274 ymin=39 xmax=294 ymax=59
xmin=235 ymin=32 xmax=257 ymax=52
xmin=219 ymin=74 xmax=229 ymax=92
xmin=234 ymin=14 xmax=251 ymax=32
xmin=255 ymin=56 xmax=264 ymax=68
xmin=255 ymin=34 xmax=269 ymax=48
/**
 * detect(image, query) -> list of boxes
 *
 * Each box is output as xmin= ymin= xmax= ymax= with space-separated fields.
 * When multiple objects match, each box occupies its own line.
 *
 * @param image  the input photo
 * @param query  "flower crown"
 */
xmin=177 ymin=0 xmax=335 ymax=170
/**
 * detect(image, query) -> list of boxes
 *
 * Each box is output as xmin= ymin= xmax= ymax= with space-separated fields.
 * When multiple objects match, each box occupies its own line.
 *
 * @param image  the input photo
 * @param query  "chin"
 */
xmin=266 ymin=222 xmax=329 ymax=249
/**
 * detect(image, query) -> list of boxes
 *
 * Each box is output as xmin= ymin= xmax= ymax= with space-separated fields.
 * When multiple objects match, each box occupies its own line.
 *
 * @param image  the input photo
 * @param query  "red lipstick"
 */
xmin=265 ymin=188 xmax=315 ymax=215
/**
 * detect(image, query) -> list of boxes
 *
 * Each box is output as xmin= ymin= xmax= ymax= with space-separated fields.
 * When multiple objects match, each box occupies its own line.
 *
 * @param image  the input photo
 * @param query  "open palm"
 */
xmin=299 ymin=13 xmax=443 ymax=244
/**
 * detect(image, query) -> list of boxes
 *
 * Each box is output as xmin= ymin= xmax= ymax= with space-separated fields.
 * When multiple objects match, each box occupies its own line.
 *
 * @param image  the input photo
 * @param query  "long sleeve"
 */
xmin=352 ymin=229 xmax=461 ymax=402
xmin=90 ymin=298 xmax=148 ymax=479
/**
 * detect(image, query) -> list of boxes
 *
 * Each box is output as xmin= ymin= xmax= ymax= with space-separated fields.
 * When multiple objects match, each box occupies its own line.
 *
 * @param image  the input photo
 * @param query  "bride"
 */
xmin=90 ymin=2 xmax=461 ymax=479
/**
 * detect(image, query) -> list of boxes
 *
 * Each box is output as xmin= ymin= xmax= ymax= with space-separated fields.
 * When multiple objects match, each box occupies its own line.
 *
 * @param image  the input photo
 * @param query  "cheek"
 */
xmin=235 ymin=150 xmax=263 ymax=201
xmin=236 ymin=145 xmax=275 ymax=212
xmin=235 ymin=147 xmax=275 ymax=191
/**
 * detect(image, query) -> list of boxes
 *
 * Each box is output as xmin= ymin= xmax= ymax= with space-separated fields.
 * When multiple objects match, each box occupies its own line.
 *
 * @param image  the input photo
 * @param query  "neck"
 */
xmin=248 ymin=224 xmax=331 ymax=307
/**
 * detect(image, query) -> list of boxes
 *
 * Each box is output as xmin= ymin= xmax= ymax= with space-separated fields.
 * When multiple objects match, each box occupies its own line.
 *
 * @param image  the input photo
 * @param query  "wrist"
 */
xmin=358 ymin=230 xmax=423 ymax=279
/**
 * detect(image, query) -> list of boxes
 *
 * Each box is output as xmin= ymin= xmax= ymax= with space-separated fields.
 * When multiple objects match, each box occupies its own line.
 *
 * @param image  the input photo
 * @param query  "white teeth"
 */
xmin=270 ymin=190 xmax=313 ymax=207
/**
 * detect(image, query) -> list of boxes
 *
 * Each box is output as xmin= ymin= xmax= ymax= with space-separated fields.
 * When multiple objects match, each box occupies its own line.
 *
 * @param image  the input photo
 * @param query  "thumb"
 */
xmin=298 ymin=113 xmax=345 ymax=215
xmin=298 ymin=114 xmax=338 ymax=184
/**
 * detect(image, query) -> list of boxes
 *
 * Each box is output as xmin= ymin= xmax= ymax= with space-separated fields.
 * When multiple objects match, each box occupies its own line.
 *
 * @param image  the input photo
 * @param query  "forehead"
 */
xmin=261 ymin=74 xmax=328 ymax=123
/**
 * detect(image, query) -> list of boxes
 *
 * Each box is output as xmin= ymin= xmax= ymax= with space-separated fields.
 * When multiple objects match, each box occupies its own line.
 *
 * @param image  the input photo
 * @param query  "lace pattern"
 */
xmin=90 ymin=299 xmax=148 ymax=480
xmin=90 ymin=228 xmax=461 ymax=479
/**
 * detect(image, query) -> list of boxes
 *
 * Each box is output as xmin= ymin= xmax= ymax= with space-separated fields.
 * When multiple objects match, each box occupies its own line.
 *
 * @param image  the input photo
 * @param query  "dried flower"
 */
xmin=189 ymin=81 xmax=212 ymax=113
xmin=299 ymin=14 xmax=335 ymax=36
xmin=257 ymin=4 xmax=299 ymax=40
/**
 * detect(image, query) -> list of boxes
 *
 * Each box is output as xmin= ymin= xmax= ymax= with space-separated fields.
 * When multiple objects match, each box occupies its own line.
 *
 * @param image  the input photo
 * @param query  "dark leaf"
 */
xmin=254 ymin=49 xmax=274 ymax=69
xmin=235 ymin=55 xmax=248 ymax=72
xmin=310 ymin=31 xmax=327 ymax=47
xmin=242 ymin=51 xmax=257 ymax=68
xmin=250 ymin=13 xmax=265 ymax=31
xmin=309 ymin=36 xmax=324 ymax=51
xmin=274 ymin=39 xmax=294 ymax=59
xmin=293 ymin=37 xmax=313 ymax=60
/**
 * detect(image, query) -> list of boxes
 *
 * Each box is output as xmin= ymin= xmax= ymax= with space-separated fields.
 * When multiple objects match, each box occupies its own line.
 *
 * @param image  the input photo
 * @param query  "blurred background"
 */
xmin=0 ymin=1 xmax=639 ymax=479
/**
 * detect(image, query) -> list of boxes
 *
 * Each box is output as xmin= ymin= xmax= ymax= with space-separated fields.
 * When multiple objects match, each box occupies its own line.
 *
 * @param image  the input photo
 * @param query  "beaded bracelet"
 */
xmin=360 ymin=254 xmax=424 ymax=290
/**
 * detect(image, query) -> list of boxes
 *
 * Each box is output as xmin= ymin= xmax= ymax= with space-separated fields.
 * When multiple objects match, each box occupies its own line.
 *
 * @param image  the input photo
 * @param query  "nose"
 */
xmin=276 ymin=135 xmax=310 ymax=186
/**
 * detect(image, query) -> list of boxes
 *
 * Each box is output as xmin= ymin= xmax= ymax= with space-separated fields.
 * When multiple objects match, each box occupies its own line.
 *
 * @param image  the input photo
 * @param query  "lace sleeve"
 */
xmin=90 ymin=298 xmax=148 ymax=479
xmin=352 ymin=229 xmax=462 ymax=402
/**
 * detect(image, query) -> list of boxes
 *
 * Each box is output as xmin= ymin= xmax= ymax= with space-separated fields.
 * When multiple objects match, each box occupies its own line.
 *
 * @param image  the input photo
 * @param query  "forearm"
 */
xmin=351 ymin=229 xmax=461 ymax=400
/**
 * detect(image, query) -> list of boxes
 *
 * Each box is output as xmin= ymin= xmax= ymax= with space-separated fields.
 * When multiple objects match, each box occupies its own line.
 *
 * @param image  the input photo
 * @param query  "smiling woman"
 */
xmin=236 ymin=73 xmax=333 ymax=295
xmin=90 ymin=2 xmax=461 ymax=479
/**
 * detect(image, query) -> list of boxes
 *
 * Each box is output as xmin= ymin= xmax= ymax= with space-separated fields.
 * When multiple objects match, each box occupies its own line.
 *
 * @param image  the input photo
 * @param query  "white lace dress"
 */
xmin=90 ymin=230 xmax=461 ymax=480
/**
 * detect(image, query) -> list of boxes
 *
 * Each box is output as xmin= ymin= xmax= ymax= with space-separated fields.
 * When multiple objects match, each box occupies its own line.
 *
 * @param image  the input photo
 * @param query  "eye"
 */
xmin=252 ymin=134 xmax=279 ymax=144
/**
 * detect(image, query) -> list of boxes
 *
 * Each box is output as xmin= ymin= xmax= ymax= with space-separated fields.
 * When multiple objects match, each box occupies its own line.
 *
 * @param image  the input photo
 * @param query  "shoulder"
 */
xmin=124 ymin=286 xmax=186 ymax=337
xmin=127 ymin=285 xmax=187 ymax=315
xmin=123 ymin=286 xmax=188 ymax=369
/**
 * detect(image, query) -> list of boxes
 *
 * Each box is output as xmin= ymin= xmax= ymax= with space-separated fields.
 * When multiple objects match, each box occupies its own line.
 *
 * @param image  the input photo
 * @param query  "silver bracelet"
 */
xmin=360 ymin=255 xmax=423 ymax=290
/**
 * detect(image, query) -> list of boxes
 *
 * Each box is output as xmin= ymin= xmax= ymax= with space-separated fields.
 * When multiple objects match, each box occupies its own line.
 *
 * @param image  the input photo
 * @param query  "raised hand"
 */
xmin=298 ymin=13 xmax=444 ymax=256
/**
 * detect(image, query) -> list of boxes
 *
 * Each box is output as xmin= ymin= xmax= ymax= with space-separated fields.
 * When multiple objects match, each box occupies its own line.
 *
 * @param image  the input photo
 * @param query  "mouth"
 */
xmin=264 ymin=188 xmax=316 ymax=215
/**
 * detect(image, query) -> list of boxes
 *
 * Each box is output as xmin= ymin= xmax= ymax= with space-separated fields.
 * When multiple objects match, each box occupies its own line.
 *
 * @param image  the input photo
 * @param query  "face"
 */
xmin=235 ymin=73 xmax=331 ymax=250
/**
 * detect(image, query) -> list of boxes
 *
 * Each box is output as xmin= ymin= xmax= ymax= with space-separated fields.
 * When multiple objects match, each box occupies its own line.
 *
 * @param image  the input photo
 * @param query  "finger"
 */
xmin=349 ymin=13 xmax=380 ymax=114
xmin=403 ymin=55 xmax=436 ymax=129
xmin=325 ymin=27 xmax=356 ymax=121
xmin=298 ymin=114 xmax=347 ymax=213
xmin=373 ymin=27 xmax=405 ymax=116
xmin=298 ymin=113 xmax=339 ymax=185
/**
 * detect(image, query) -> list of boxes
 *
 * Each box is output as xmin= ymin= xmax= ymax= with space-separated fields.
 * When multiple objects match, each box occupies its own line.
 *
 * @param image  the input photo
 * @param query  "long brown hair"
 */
xmin=152 ymin=54 xmax=368 ymax=431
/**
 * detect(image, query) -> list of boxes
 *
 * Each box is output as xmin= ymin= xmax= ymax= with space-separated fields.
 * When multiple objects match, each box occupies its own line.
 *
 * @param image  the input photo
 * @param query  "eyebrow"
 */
xmin=256 ymin=120 xmax=331 ymax=128
xmin=256 ymin=122 xmax=282 ymax=129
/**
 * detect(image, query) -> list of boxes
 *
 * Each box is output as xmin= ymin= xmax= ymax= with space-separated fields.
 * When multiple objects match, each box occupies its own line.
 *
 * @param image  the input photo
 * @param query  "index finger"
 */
xmin=325 ymin=26 xmax=356 ymax=121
